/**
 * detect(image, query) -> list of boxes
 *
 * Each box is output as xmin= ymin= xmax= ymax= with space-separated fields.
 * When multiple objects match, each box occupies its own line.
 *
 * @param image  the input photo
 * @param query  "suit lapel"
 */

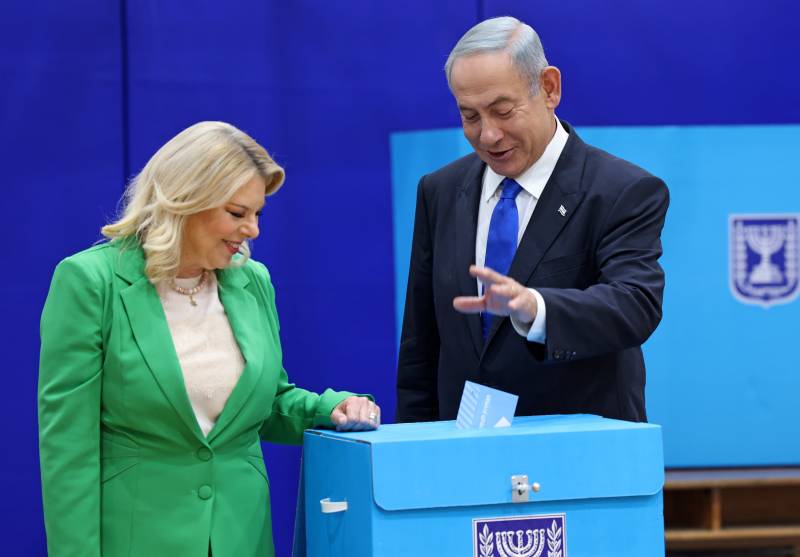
xmin=207 ymin=267 xmax=264 ymax=442
xmin=116 ymin=245 xmax=206 ymax=441
xmin=483 ymin=125 xmax=588 ymax=346
xmin=454 ymin=157 xmax=485 ymax=358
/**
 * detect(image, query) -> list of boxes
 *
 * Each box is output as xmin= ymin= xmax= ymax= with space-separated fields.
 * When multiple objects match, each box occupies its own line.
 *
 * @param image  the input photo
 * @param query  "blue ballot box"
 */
xmin=302 ymin=414 xmax=664 ymax=557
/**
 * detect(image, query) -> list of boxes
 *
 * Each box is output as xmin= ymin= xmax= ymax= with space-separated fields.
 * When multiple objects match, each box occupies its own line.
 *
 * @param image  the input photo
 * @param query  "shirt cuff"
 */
xmin=510 ymin=288 xmax=547 ymax=344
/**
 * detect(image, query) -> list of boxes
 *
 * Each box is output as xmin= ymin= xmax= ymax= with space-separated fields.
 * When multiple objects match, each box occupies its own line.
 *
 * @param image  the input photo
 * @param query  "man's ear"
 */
xmin=540 ymin=66 xmax=562 ymax=109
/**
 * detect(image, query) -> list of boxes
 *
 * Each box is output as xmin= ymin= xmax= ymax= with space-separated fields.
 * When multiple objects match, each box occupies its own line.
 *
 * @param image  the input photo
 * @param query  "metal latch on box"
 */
xmin=511 ymin=475 xmax=541 ymax=503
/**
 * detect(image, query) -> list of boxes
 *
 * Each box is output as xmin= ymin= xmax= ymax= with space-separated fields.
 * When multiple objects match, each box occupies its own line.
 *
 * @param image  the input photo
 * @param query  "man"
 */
xmin=396 ymin=16 xmax=669 ymax=423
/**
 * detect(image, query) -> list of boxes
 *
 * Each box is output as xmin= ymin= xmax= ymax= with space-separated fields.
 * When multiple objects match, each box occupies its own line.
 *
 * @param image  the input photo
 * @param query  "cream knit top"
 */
xmin=157 ymin=272 xmax=245 ymax=436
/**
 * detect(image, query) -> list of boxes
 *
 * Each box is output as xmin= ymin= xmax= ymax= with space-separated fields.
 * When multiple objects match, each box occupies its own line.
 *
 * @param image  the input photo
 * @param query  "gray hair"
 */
xmin=445 ymin=16 xmax=549 ymax=95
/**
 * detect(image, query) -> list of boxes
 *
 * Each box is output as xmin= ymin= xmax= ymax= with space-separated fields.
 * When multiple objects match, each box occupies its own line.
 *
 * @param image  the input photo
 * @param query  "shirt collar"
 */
xmin=482 ymin=117 xmax=569 ymax=203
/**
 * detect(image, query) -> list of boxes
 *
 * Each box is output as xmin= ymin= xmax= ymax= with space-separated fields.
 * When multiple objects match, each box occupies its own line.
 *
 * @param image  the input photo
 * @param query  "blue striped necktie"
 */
xmin=482 ymin=178 xmax=523 ymax=339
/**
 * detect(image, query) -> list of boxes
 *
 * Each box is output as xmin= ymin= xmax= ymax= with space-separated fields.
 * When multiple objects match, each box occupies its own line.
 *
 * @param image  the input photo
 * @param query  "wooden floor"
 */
xmin=665 ymin=467 xmax=800 ymax=557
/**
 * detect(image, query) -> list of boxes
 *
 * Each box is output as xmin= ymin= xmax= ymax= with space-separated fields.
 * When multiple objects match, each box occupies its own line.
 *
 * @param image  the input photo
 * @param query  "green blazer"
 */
xmin=38 ymin=241 xmax=352 ymax=557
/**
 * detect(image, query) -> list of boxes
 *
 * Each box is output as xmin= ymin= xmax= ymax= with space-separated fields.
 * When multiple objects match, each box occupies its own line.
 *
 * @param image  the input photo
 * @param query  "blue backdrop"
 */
xmin=3 ymin=1 xmax=799 ymax=555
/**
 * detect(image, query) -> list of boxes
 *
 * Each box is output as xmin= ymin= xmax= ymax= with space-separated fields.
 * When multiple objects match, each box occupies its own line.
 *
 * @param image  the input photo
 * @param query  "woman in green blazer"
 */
xmin=38 ymin=121 xmax=380 ymax=557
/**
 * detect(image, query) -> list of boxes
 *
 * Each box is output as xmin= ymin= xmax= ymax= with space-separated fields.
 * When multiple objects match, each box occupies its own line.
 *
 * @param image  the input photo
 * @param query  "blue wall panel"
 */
xmin=485 ymin=0 xmax=800 ymax=125
xmin=0 ymin=1 xmax=124 ymax=553
xmin=578 ymin=125 xmax=800 ymax=467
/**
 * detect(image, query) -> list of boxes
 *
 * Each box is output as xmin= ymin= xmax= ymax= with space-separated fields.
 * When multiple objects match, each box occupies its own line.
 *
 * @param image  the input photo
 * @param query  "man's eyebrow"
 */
xmin=458 ymin=96 xmax=515 ymax=111
xmin=487 ymin=96 xmax=515 ymax=107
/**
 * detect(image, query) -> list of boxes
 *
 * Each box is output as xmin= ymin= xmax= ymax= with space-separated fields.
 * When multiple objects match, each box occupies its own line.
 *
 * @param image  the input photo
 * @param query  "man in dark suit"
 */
xmin=396 ymin=16 xmax=669 ymax=424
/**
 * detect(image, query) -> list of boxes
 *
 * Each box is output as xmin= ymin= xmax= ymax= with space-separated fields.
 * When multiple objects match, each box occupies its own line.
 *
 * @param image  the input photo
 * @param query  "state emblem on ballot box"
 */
xmin=474 ymin=514 xmax=565 ymax=557
xmin=300 ymin=415 xmax=664 ymax=557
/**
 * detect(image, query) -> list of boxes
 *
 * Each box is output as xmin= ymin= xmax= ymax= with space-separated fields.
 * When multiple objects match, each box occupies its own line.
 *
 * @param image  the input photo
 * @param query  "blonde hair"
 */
xmin=102 ymin=121 xmax=285 ymax=283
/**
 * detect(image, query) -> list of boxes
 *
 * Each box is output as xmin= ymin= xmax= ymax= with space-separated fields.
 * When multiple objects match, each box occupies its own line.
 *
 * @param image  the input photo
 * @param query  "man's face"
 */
xmin=450 ymin=51 xmax=560 ymax=178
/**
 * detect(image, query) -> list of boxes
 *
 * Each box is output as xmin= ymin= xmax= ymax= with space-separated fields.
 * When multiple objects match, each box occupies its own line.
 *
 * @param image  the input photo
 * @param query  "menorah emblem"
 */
xmin=744 ymin=224 xmax=786 ymax=284
xmin=496 ymin=528 xmax=544 ymax=557
xmin=475 ymin=515 xmax=565 ymax=557
xmin=730 ymin=215 xmax=799 ymax=307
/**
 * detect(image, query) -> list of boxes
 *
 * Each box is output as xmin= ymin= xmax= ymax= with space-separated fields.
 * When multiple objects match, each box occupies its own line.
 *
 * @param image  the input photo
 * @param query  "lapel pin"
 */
xmin=558 ymin=205 xmax=567 ymax=217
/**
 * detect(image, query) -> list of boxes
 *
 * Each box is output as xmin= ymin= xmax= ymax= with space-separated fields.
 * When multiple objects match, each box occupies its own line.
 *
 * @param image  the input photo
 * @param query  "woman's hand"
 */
xmin=330 ymin=396 xmax=381 ymax=431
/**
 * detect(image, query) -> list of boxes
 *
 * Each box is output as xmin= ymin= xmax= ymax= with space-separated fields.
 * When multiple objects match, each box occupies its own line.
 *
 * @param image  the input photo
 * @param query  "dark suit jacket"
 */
xmin=396 ymin=121 xmax=669 ymax=423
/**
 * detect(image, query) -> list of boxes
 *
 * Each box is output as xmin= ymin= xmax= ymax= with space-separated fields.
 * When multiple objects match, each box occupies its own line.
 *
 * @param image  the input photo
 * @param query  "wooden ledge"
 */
xmin=666 ymin=467 xmax=800 ymax=489
xmin=668 ymin=526 xmax=800 ymax=542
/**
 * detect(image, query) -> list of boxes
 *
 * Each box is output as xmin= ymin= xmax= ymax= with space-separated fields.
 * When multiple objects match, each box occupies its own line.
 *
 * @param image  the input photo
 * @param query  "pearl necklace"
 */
xmin=169 ymin=271 xmax=208 ymax=306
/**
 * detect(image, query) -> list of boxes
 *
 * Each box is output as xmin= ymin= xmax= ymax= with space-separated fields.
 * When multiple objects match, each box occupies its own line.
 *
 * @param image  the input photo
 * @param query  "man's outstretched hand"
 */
xmin=453 ymin=265 xmax=537 ymax=324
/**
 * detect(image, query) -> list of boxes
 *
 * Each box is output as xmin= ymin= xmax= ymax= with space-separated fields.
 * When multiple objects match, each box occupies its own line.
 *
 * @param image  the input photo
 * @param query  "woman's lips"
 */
xmin=223 ymin=240 xmax=241 ymax=255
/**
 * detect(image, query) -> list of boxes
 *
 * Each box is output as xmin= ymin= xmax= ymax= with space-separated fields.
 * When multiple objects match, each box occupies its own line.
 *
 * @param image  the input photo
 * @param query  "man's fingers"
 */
xmin=469 ymin=265 xmax=507 ymax=285
xmin=453 ymin=296 xmax=485 ymax=313
xmin=489 ymin=283 xmax=516 ymax=299
xmin=456 ymin=267 xmax=529 ymax=318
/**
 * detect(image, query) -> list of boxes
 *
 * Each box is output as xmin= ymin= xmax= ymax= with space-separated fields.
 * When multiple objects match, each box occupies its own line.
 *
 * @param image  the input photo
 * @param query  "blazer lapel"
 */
xmin=454 ymin=156 xmax=486 ymax=358
xmin=115 ymin=245 xmax=206 ymax=441
xmin=207 ymin=267 xmax=264 ymax=442
xmin=484 ymin=126 xmax=588 ymax=345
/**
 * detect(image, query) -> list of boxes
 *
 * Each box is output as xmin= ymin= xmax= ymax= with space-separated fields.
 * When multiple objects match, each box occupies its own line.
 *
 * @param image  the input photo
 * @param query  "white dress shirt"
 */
xmin=475 ymin=117 xmax=569 ymax=343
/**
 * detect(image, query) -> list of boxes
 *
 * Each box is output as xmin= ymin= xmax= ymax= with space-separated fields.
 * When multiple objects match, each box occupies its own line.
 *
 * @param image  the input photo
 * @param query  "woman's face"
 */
xmin=179 ymin=175 xmax=266 ymax=277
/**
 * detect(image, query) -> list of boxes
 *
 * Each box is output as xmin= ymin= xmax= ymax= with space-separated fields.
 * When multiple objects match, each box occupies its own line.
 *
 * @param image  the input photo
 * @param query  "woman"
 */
xmin=38 ymin=121 xmax=380 ymax=557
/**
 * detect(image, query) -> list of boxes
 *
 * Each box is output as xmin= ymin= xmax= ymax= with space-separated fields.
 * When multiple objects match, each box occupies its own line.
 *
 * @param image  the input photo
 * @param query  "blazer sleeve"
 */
xmin=396 ymin=176 xmax=441 ymax=423
xmin=38 ymin=257 xmax=104 ymax=557
xmin=537 ymin=175 xmax=670 ymax=361
xmin=251 ymin=262 xmax=359 ymax=444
